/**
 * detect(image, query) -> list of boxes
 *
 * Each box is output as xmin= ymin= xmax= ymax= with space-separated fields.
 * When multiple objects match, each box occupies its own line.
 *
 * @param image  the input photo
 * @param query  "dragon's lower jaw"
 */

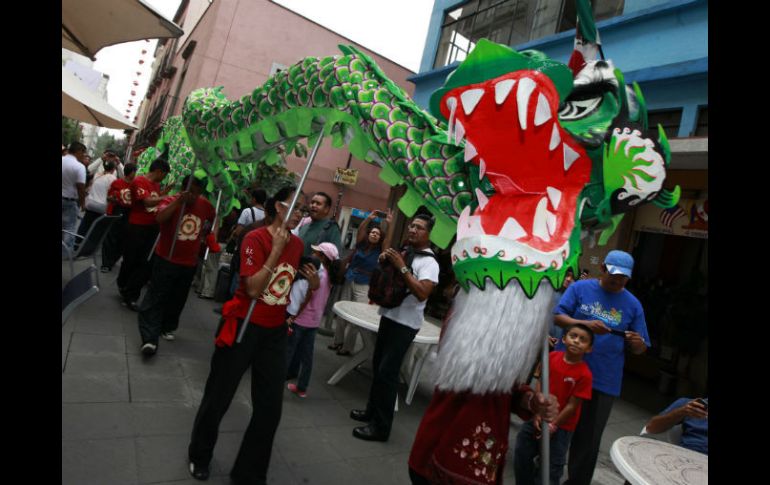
xmin=433 ymin=282 xmax=554 ymax=394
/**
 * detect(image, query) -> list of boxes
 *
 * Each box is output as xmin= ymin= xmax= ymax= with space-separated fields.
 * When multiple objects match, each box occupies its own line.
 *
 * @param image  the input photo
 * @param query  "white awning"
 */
xmin=62 ymin=66 xmax=137 ymax=130
xmin=62 ymin=0 xmax=184 ymax=60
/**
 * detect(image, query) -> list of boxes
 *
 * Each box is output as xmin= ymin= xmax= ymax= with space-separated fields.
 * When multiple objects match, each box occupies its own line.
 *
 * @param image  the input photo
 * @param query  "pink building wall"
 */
xmin=157 ymin=0 xmax=416 ymax=214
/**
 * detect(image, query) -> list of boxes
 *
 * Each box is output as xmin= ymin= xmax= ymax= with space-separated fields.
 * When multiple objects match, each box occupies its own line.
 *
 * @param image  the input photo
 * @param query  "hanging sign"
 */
xmin=333 ymin=167 xmax=359 ymax=186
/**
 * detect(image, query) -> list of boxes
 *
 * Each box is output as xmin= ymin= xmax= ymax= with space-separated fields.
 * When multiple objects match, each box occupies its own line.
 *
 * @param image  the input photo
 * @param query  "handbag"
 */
xmin=367 ymin=247 xmax=436 ymax=309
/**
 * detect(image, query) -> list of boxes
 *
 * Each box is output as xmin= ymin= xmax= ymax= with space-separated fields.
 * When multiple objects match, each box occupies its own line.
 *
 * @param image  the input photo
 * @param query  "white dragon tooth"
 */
xmin=549 ymin=124 xmax=561 ymax=151
xmin=460 ymin=88 xmax=484 ymax=115
xmin=455 ymin=119 xmax=465 ymax=145
xmin=546 ymin=210 xmax=557 ymax=236
xmin=495 ymin=79 xmax=516 ymax=105
xmin=467 ymin=215 xmax=484 ymax=237
xmin=532 ymin=197 xmax=552 ymax=242
xmin=446 ymin=97 xmax=457 ymax=142
xmin=457 ymin=204 xmax=471 ymax=239
xmin=516 ymin=77 xmax=536 ymax=131
xmin=479 ymin=158 xmax=487 ymax=180
xmin=534 ymin=93 xmax=552 ymax=126
xmin=464 ymin=139 xmax=477 ymax=162
xmin=498 ymin=216 xmax=527 ymax=240
xmin=546 ymin=186 xmax=562 ymax=210
xmin=563 ymin=143 xmax=580 ymax=171
xmin=475 ymin=188 xmax=489 ymax=209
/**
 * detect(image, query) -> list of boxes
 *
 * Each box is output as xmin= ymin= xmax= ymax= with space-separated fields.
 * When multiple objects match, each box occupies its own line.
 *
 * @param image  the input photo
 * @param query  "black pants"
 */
xmin=116 ymin=223 xmax=158 ymax=302
xmin=364 ymin=316 xmax=418 ymax=436
xmin=189 ymin=320 xmax=288 ymax=485
xmin=102 ymin=208 xmax=128 ymax=269
xmin=137 ymin=256 xmax=196 ymax=345
xmin=563 ymin=390 xmax=615 ymax=485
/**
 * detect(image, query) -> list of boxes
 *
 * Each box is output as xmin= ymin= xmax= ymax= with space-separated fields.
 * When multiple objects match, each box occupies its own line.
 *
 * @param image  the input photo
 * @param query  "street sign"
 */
xmin=334 ymin=167 xmax=359 ymax=185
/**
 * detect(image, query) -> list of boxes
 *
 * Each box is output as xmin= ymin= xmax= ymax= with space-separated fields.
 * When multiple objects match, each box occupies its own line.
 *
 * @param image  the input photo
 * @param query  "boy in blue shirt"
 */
xmin=553 ymin=250 xmax=650 ymax=485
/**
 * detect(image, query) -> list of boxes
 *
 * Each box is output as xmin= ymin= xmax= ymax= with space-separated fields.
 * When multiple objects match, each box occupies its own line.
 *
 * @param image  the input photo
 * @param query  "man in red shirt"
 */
xmin=138 ymin=175 xmax=216 ymax=356
xmin=117 ymin=158 xmax=170 ymax=310
xmin=101 ymin=163 xmax=137 ymax=272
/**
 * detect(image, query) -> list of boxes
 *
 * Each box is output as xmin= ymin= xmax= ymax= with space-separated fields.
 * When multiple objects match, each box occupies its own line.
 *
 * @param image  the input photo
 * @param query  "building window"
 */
xmin=694 ymin=106 xmax=707 ymax=136
xmin=646 ymin=109 xmax=683 ymax=140
xmin=433 ymin=0 xmax=625 ymax=69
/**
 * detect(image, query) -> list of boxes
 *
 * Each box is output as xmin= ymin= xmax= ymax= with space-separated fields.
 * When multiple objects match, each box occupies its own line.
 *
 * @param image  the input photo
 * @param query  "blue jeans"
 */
xmin=513 ymin=419 xmax=572 ymax=485
xmin=62 ymin=198 xmax=79 ymax=255
xmin=286 ymin=325 xmax=317 ymax=392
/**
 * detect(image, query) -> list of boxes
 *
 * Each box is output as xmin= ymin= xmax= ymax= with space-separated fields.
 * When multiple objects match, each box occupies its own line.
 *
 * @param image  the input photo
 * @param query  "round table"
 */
xmin=327 ymin=300 xmax=440 ymax=405
xmin=610 ymin=436 xmax=708 ymax=485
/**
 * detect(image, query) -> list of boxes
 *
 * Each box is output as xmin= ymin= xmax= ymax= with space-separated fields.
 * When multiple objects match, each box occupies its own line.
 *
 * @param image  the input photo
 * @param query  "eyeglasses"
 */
xmin=408 ymin=223 xmax=429 ymax=231
xmin=279 ymin=201 xmax=309 ymax=216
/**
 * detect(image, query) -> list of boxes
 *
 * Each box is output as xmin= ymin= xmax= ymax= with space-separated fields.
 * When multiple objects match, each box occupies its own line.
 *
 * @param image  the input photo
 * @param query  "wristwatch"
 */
xmin=400 ymin=266 xmax=410 ymax=275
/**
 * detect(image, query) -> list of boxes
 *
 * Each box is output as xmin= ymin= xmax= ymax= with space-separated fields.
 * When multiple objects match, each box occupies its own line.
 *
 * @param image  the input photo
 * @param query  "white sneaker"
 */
xmin=141 ymin=343 xmax=157 ymax=356
xmin=161 ymin=332 xmax=175 ymax=341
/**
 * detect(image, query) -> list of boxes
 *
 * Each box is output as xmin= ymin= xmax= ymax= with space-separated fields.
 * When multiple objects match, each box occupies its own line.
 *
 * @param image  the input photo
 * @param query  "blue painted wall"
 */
xmin=410 ymin=0 xmax=708 ymax=134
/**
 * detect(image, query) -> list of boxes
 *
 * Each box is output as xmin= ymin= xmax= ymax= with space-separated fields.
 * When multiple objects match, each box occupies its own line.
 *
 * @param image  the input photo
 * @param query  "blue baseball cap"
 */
xmin=604 ymin=250 xmax=634 ymax=278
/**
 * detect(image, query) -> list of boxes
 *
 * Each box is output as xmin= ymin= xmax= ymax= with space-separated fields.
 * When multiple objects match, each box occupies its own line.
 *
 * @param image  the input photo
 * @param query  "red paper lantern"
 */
xmin=139 ymin=60 xmax=144 ymax=64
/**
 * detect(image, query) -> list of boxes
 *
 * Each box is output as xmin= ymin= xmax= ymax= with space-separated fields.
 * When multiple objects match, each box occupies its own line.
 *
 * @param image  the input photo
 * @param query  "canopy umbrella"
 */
xmin=62 ymin=0 xmax=183 ymax=60
xmin=62 ymin=66 xmax=137 ymax=130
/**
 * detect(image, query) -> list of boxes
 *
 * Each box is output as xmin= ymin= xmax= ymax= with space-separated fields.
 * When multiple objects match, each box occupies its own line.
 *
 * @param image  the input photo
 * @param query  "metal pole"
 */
xmin=204 ymin=190 xmax=223 ymax=262
xmin=540 ymin=336 xmax=550 ymax=485
xmin=235 ymin=134 xmax=324 ymax=344
xmin=168 ymin=159 xmax=201 ymax=258
xmin=146 ymin=233 xmax=160 ymax=262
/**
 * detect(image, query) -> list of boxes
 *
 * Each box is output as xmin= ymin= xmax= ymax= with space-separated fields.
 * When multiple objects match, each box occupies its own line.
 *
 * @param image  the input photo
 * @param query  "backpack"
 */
xmin=368 ymin=247 xmax=437 ymax=309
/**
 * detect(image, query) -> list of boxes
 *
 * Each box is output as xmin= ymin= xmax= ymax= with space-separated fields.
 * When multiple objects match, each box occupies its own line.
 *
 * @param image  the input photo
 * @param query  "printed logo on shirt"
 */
xmin=147 ymin=191 xmax=160 ymax=212
xmin=119 ymin=188 xmax=131 ymax=205
xmin=178 ymin=213 xmax=202 ymax=241
xmin=579 ymin=302 xmax=623 ymax=327
xmin=261 ymin=262 xmax=296 ymax=306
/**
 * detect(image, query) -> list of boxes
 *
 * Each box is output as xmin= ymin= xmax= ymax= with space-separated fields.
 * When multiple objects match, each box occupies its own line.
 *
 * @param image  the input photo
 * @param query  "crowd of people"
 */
xmin=62 ymin=146 xmax=707 ymax=485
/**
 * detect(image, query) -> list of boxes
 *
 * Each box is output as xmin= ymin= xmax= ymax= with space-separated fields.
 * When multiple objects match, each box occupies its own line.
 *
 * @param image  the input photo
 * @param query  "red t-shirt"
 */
xmin=549 ymin=351 xmax=592 ymax=431
xmin=232 ymin=226 xmax=303 ymax=327
xmin=107 ymin=178 xmax=132 ymax=215
xmin=128 ymin=175 xmax=161 ymax=225
xmin=154 ymin=194 xmax=216 ymax=267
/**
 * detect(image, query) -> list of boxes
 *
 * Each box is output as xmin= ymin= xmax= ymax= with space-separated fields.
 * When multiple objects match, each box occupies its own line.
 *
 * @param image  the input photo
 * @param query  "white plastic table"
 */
xmin=327 ymin=300 xmax=440 ymax=405
xmin=610 ymin=436 xmax=708 ymax=485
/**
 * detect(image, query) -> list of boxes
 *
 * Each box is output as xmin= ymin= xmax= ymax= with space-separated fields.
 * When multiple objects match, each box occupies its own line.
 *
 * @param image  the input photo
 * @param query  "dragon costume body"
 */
xmin=140 ymin=7 xmax=677 ymax=482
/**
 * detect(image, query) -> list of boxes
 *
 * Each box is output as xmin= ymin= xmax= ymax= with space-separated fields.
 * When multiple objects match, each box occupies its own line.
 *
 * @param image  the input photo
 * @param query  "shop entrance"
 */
xmin=623 ymin=231 xmax=708 ymax=410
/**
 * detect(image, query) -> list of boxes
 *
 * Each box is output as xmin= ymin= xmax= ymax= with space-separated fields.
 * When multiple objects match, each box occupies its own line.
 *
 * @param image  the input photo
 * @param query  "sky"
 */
xmin=91 ymin=0 xmax=435 ymax=139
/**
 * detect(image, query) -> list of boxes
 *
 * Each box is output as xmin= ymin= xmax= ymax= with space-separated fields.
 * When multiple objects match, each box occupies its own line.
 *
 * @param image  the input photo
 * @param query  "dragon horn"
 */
xmin=568 ymin=0 xmax=603 ymax=76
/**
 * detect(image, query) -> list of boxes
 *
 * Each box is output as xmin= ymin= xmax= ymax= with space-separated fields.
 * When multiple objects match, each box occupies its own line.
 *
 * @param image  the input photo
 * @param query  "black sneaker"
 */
xmin=141 ymin=343 xmax=157 ymax=356
xmin=188 ymin=461 xmax=209 ymax=481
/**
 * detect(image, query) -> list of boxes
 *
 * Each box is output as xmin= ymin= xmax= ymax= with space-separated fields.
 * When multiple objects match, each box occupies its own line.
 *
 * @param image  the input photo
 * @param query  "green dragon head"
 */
xmin=428 ymin=39 xmax=679 ymax=297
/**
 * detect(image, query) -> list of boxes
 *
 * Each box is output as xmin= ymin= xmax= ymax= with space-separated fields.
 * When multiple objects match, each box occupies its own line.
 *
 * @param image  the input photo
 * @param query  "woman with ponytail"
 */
xmin=188 ymin=186 xmax=319 ymax=484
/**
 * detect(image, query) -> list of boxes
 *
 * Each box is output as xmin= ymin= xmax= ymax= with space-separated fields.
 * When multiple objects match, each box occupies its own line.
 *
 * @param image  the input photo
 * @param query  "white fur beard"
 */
xmin=433 ymin=281 xmax=555 ymax=394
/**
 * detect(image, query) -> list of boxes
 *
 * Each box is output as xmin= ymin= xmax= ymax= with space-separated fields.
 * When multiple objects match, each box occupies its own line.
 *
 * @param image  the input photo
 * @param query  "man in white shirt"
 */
xmin=76 ymin=160 xmax=118 ymax=256
xmin=62 ymin=141 xmax=88 ymax=255
xmin=350 ymin=214 xmax=440 ymax=442
xmin=88 ymin=149 xmax=124 ymax=179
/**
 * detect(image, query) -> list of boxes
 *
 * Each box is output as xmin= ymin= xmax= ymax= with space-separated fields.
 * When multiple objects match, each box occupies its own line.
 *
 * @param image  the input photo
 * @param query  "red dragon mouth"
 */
xmin=441 ymin=70 xmax=591 ymax=258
